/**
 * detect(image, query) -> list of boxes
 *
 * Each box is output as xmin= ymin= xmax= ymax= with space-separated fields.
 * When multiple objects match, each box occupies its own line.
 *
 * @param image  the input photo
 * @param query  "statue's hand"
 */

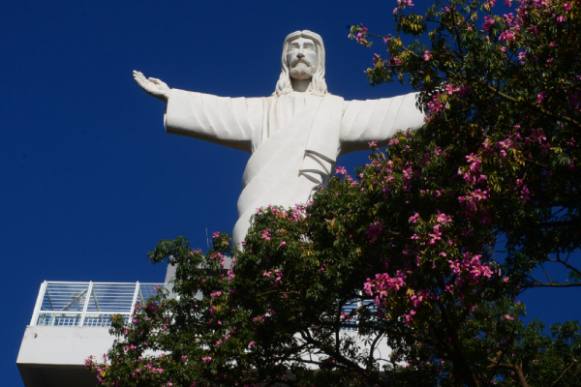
xmin=132 ymin=70 xmax=170 ymax=100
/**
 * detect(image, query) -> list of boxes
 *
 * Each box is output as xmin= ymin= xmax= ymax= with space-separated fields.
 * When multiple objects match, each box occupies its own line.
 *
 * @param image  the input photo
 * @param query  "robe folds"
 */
xmin=164 ymin=89 xmax=424 ymax=246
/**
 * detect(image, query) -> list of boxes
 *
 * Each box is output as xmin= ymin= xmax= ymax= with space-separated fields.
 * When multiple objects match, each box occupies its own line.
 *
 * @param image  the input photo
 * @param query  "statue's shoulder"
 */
xmin=324 ymin=92 xmax=343 ymax=101
xmin=321 ymin=93 xmax=344 ymax=106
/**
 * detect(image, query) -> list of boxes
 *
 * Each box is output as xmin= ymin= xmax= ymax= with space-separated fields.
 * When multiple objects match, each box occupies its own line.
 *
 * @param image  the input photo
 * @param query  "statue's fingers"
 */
xmin=148 ymin=77 xmax=164 ymax=85
xmin=133 ymin=75 xmax=144 ymax=85
xmin=135 ymin=76 xmax=153 ymax=91
xmin=134 ymin=77 xmax=147 ymax=87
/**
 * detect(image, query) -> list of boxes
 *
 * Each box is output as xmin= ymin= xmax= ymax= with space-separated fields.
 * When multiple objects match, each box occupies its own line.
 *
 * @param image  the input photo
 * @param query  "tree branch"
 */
xmin=553 ymin=256 xmax=581 ymax=278
xmin=367 ymin=332 xmax=384 ymax=370
xmin=551 ymin=359 xmax=578 ymax=386
xmin=527 ymin=281 xmax=581 ymax=288
xmin=514 ymin=361 xmax=531 ymax=387
xmin=486 ymin=85 xmax=581 ymax=130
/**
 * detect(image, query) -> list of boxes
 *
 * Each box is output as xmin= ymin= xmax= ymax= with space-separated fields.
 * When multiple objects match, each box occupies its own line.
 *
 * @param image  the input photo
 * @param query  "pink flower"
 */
xmin=458 ymin=189 xmax=489 ymax=212
xmin=368 ymin=140 xmax=378 ymax=148
xmin=444 ymin=83 xmax=462 ymax=95
xmin=349 ymin=25 xmax=370 ymax=46
xmin=247 ymin=340 xmax=257 ymax=350
xmin=363 ymin=271 xmax=407 ymax=304
xmin=403 ymin=309 xmax=416 ymax=325
xmin=211 ymin=231 xmax=220 ymax=239
xmin=397 ymin=0 xmax=414 ymax=6
xmin=427 ymin=93 xmax=444 ymax=116
xmin=503 ymin=12 xmax=515 ymax=26
xmin=290 ymin=205 xmax=306 ymax=221
xmin=564 ymin=2 xmax=572 ymax=12
xmin=402 ymin=165 xmax=413 ymax=181
xmin=436 ymin=212 xmax=453 ymax=225
xmin=260 ymin=229 xmax=272 ymax=241
xmin=472 ymin=188 xmax=489 ymax=201
xmin=408 ymin=212 xmax=420 ymax=224
xmin=409 ymin=291 xmax=427 ymax=308
xmin=448 ymin=259 xmax=462 ymax=274
xmin=274 ymin=269 xmax=283 ymax=285
xmin=428 ymin=224 xmax=443 ymax=245
xmin=335 ymin=166 xmax=347 ymax=175
xmin=516 ymin=178 xmax=531 ymax=201
xmin=422 ymin=50 xmax=432 ymax=61
xmin=483 ymin=15 xmax=495 ymax=31
xmin=201 ymin=355 xmax=213 ymax=364
xmin=536 ymin=91 xmax=546 ymax=104
xmin=210 ymin=290 xmax=223 ymax=298
xmin=470 ymin=263 xmax=493 ymax=279
xmin=84 ymin=356 xmax=94 ymax=368
xmin=498 ymin=29 xmax=516 ymax=42
xmin=394 ymin=0 xmax=414 ymax=13
xmin=497 ymin=137 xmax=514 ymax=158
xmin=503 ymin=314 xmax=515 ymax=321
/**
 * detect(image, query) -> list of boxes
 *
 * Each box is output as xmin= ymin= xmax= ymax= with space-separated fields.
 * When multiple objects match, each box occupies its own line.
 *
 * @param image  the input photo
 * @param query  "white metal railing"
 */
xmin=341 ymin=299 xmax=376 ymax=330
xmin=30 ymin=281 xmax=163 ymax=328
xmin=30 ymin=281 xmax=373 ymax=329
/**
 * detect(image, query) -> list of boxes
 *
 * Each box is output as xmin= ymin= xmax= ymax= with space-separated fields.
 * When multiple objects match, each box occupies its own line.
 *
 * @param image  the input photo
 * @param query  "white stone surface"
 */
xmin=134 ymin=30 xmax=425 ymax=246
xmin=17 ymin=326 xmax=114 ymax=386
xmin=17 ymin=325 xmax=113 ymax=366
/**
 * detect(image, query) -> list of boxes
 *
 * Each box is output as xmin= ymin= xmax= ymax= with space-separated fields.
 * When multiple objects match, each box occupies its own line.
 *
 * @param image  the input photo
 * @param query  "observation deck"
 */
xmin=17 ymin=281 xmax=162 ymax=387
xmin=17 ymin=278 xmax=389 ymax=385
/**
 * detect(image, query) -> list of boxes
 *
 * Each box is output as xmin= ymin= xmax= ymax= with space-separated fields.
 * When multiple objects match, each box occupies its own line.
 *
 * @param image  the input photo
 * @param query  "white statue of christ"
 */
xmin=133 ymin=30 xmax=424 ymax=247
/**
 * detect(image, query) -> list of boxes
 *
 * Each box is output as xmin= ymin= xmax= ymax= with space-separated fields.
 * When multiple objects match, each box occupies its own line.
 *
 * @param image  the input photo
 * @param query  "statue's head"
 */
xmin=274 ymin=30 xmax=328 ymax=96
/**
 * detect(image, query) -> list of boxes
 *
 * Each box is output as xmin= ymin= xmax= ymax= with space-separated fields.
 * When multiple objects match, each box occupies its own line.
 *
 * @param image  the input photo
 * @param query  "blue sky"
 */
xmin=2 ymin=1 xmax=578 ymax=385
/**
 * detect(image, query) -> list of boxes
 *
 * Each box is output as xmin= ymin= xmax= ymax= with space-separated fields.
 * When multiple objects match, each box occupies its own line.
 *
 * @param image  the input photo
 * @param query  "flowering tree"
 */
xmin=89 ymin=0 xmax=581 ymax=385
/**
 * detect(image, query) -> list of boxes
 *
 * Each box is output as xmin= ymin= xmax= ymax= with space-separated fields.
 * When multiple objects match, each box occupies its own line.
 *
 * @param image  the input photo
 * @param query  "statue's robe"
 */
xmin=164 ymin=89 xmax=424 ymax=246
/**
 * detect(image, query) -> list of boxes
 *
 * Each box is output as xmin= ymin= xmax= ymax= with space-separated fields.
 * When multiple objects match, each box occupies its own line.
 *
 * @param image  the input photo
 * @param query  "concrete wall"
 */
xmin=17 ymin=326 xmax=114 ymax=386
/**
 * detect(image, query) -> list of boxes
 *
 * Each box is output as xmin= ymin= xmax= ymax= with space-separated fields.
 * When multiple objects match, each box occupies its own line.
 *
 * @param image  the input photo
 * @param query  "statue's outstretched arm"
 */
xmin=133 ymin=70 xmax=170 ymax=101
xmin=340 ymin=92 xmax=425 ymax=153
xmin=132 ymin=70 xmax=262 ymax=152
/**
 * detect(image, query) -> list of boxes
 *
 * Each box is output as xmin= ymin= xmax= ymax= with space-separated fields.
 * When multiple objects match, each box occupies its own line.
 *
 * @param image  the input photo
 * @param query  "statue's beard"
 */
xmin=290 ymin=62 xmax=314 ymax=81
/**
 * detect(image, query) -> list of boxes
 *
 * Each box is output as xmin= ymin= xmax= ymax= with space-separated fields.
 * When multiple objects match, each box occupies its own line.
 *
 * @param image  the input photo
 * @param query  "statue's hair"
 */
xmin=274 ymin=30 xmax=328 ymax=96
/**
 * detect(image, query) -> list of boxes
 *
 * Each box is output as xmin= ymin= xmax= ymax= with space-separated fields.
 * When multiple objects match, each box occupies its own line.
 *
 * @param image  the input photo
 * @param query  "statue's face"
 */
xmin=286 ymin=37 xmax=318 ymax=81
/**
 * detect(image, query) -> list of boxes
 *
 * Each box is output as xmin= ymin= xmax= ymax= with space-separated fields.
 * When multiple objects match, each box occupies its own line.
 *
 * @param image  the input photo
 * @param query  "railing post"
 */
xmin=30 ymin=281 xmax=48 ymax=326
xmin=79 ymin=281 xmax=93 ymax=327
xmin=129 ymin=281 xmax=141 ymax=322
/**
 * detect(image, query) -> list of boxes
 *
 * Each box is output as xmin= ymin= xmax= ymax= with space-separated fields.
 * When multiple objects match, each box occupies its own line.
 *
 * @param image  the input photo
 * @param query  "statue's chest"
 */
xmin=251 ymin=94 xmax=344 ymax=158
